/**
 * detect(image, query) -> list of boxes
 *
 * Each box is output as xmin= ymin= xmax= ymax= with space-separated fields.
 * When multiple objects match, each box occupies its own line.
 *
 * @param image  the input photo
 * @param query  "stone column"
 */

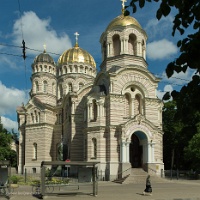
xmin=126 ymin=141 xmax=130 ymax=163
xmin=121 ymin=39 xmax=124 ymax=54
xmin=107 ymin=43 xmax=110 ymax=57
xmin=147 ymin=142 xmax=152 ymax=163
xmin=120 ymin=139 xmax=126 ymax=163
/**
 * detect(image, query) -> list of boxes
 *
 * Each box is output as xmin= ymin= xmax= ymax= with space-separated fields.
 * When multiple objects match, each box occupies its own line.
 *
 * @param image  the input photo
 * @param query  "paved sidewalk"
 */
xmin=2 ymin=179 xmax=200 ymax=200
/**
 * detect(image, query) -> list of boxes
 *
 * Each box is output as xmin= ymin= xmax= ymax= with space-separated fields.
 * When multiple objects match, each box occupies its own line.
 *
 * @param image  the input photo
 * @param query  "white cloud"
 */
xmin=12 ymin=11 xmax=72 ymax=57
xmin=147 ymin=39 xmax=178 ymax=60
xmin=162 ymin=68 xmax=195 ymax=86
xmin=0 ymin=81 xmax=28 ymax=116
xmin=157 ymin=84 xmax=173 ymax=100
xmin=1 ymin=116 xmax=18 ymax=133
xmin=145 ymin=15 xmax=173 ymax=39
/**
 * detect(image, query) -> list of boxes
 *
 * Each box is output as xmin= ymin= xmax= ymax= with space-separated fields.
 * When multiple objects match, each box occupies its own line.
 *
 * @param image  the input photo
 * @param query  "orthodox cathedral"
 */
xmin=17 ymin=1 xmax=164 ymax=180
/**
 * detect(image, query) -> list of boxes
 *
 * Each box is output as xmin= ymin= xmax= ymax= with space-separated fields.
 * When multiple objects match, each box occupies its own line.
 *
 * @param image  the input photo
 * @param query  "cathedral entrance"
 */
xmin=130 ymin=134 xmax=142 ymax=168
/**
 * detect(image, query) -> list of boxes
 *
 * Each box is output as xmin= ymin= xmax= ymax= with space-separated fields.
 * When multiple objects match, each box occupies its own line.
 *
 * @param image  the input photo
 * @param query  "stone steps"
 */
xmin=113 ymin=168 xmax=169 ymax=184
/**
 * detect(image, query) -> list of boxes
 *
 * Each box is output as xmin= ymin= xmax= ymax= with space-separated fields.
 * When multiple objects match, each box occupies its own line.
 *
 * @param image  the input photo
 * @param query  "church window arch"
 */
xmin=79 ymin=82 xmax=84 ymax=90
xmin=91 ymin=138 xmax=97 ymax=159
xmin=35 ymin=65 xmax=38 ymax=73
xmin=33 ymin=143 xmax=37 ymax=160
xmin=68 ymin=83 xmax=73 ymax=92
xmin=142 ymin=40 xmax=146 ymax=59
xmin=134 ymin=94 xmax=142 ymax=115
xmin=128 ymin=34 xmax=137 ymax=55
xmin=69 ymin=66 xmax=72 ymax=73
xmin=125 ymin=93 xmax=132 ymax=117
xmin=44 ymin=65 xmax=47 ymax=72
xmin=40 ymin=65 xmax=42 ymax=72
xmin=43 ymin=80 xmax=48 ymax=93
xmin=85 ymin=66 xmax=88 ymax=74
xmin=80 ymin=66 xmax=83 ymax=73
xmin=92 ymin=99 xmax=97 ymax=122
xmin=113 ymin=34 xmax=121 ymax=56
xmin=64 ymin=66 xmax=67 ymax=74
xmin=35 ymin=81 xmax=39 ymax=93
xmin=103 ymin=41 xmax=107 ymax=60
xmin=31 ymin=113 xmax=34 ymax=123
xmin=75 ymin=65 xmax=78 ymax=73
xmin=49 ymin=66 xmax=51 ymax=73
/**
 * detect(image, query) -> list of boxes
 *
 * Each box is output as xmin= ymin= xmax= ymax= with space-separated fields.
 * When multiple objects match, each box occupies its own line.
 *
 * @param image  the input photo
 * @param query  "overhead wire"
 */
xmin=17 ymin=0 xmax=29 ymax=100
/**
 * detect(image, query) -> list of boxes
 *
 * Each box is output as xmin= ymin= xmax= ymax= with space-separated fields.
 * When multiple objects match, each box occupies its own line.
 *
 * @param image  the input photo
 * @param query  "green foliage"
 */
xmin=0 ymin=120 xmax=18 ymax=167
xmin=184 ymin=124 xmax=200 ymax=170
xmin=9 ymin=175 xmax=20 ymax=184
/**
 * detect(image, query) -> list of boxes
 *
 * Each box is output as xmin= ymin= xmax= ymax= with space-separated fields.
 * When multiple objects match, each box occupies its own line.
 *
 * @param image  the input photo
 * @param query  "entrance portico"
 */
xmin=119 ymin=118 xmax=162 ymax=175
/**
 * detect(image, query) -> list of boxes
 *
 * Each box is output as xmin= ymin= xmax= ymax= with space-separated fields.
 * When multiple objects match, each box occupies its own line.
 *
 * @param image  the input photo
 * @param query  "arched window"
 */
xmin=79 ymin=83 xmax=84 ymax=90
xmin=103 ymin=41 xmax=107 ymax=60
xmin=59 ymin=84 xmax=63 ymax=98
xmin=91 ymin=138 xmax=97 ymax=159
xmin=128 ymin=34 xmax=137 ymax=55
xmin=125 ymin=93 xmax=131 ymax=117
xmin=92 ymin=99 xmax=97 ymax=121
xmin=142 ymin=40 xmax=146 ymax=59
xmin=68 ymin=83 xmax=73 ymax=92
xmin=134 ymin=94 xmax=142 ymax=115
xmin=31 ymin=113 xmax=34 ymax=123
xmin=33 ymin=143 xmax=37 ymax=160
xmin=43 ymin=81 xmax=47 ymax=93
xmin=113 ymin=34 xmax=121 ymax=56
xmin=35 ymin=81 xmax=39 ymax=93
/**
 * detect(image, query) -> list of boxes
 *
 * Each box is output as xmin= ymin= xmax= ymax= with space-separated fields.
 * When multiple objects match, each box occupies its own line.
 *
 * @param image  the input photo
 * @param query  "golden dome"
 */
xmin=58 ymin=44 xmax=96 ymax=68
xmin=106 ymin=14 xmax=142 ymax=31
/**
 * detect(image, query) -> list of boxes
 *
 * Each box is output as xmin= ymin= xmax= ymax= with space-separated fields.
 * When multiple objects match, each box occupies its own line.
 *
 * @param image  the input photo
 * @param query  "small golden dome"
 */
xmin=58 ymin=45 xmax=96 ymax=68
xmin=106 ymin=14 xmax=142 ymax=32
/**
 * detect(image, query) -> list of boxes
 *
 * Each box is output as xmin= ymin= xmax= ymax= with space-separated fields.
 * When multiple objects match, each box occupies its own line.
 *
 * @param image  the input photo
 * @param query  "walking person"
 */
xmin=143 ymin=175 xmax=152 ymax=195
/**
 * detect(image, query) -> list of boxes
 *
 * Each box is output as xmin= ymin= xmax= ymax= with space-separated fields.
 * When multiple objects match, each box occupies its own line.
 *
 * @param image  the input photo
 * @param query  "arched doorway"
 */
xmin=130 ymin=134 xmax=143 ymax=168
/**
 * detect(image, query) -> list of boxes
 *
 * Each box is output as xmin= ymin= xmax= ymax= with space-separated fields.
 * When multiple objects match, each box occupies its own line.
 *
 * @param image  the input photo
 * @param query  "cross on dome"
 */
xmin=121 ymin=0 xmax=127 ymax=9
xmin=74 ymin=32 xmax=79 ymax=47
xmin=43 ymin=44 xmax=46 ymax=53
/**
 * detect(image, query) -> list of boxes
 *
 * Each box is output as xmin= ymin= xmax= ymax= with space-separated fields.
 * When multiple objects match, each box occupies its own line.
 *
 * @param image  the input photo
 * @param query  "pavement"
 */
xmin=1 ymin=179 xmax=200 ymax=200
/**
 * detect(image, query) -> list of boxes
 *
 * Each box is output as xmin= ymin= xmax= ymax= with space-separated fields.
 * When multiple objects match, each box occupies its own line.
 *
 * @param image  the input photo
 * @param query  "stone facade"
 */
xmin=17 ymin=8 xmax=164 ymax=180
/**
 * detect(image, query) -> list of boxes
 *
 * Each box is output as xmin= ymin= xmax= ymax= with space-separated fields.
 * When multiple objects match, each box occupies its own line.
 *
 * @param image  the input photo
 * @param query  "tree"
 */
xmin=184 ymin=123 xmax=200 ymax=171
xmin=162 ymin=100 xmax=184 ymax=170
xmin=0 ymin=118 xmax=18 ymax=167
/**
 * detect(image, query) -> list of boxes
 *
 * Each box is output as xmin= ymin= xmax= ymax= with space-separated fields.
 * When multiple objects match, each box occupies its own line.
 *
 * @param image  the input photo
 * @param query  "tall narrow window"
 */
xmin=128 ymin=34 xmax=137 ymax=55
xmin=92 ymin=99 xmax=97 ymax=121
xmin=43 ymin=81 xmax=47 ymax=93
xmin=91 ymin=138 xmax=97 ymax=159
xmin=68 ymin=83 xmax=73 ymax=92
xmin=79 ymin=83 xmax=84 ymax=90
xmin=35 ymin=81 xmax=39 ymax=93
xmin=33 ymin=143 xmax=37 ymax=160
xmin=135 ymin=94 xmax=141 ymax=115
xmin=113 ymin=34 xmax=121 ymax=56
xmin=125 ymin=93 xmax=131 ymax=117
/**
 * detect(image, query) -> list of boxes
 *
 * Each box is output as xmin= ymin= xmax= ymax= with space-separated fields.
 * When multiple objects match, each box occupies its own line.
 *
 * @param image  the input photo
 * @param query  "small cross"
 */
xmin=43 ymin=44 xmax=46 ymax=53
xmin=74 ymin=32 xmax=79 ymax=44
xmin=121 ymin=0 xmax=127 ymax=9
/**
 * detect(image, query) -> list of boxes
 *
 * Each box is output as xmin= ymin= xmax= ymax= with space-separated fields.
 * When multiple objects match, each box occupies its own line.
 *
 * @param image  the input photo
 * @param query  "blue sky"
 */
xmin=0 ymin=0 xmax=194 ymax=132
